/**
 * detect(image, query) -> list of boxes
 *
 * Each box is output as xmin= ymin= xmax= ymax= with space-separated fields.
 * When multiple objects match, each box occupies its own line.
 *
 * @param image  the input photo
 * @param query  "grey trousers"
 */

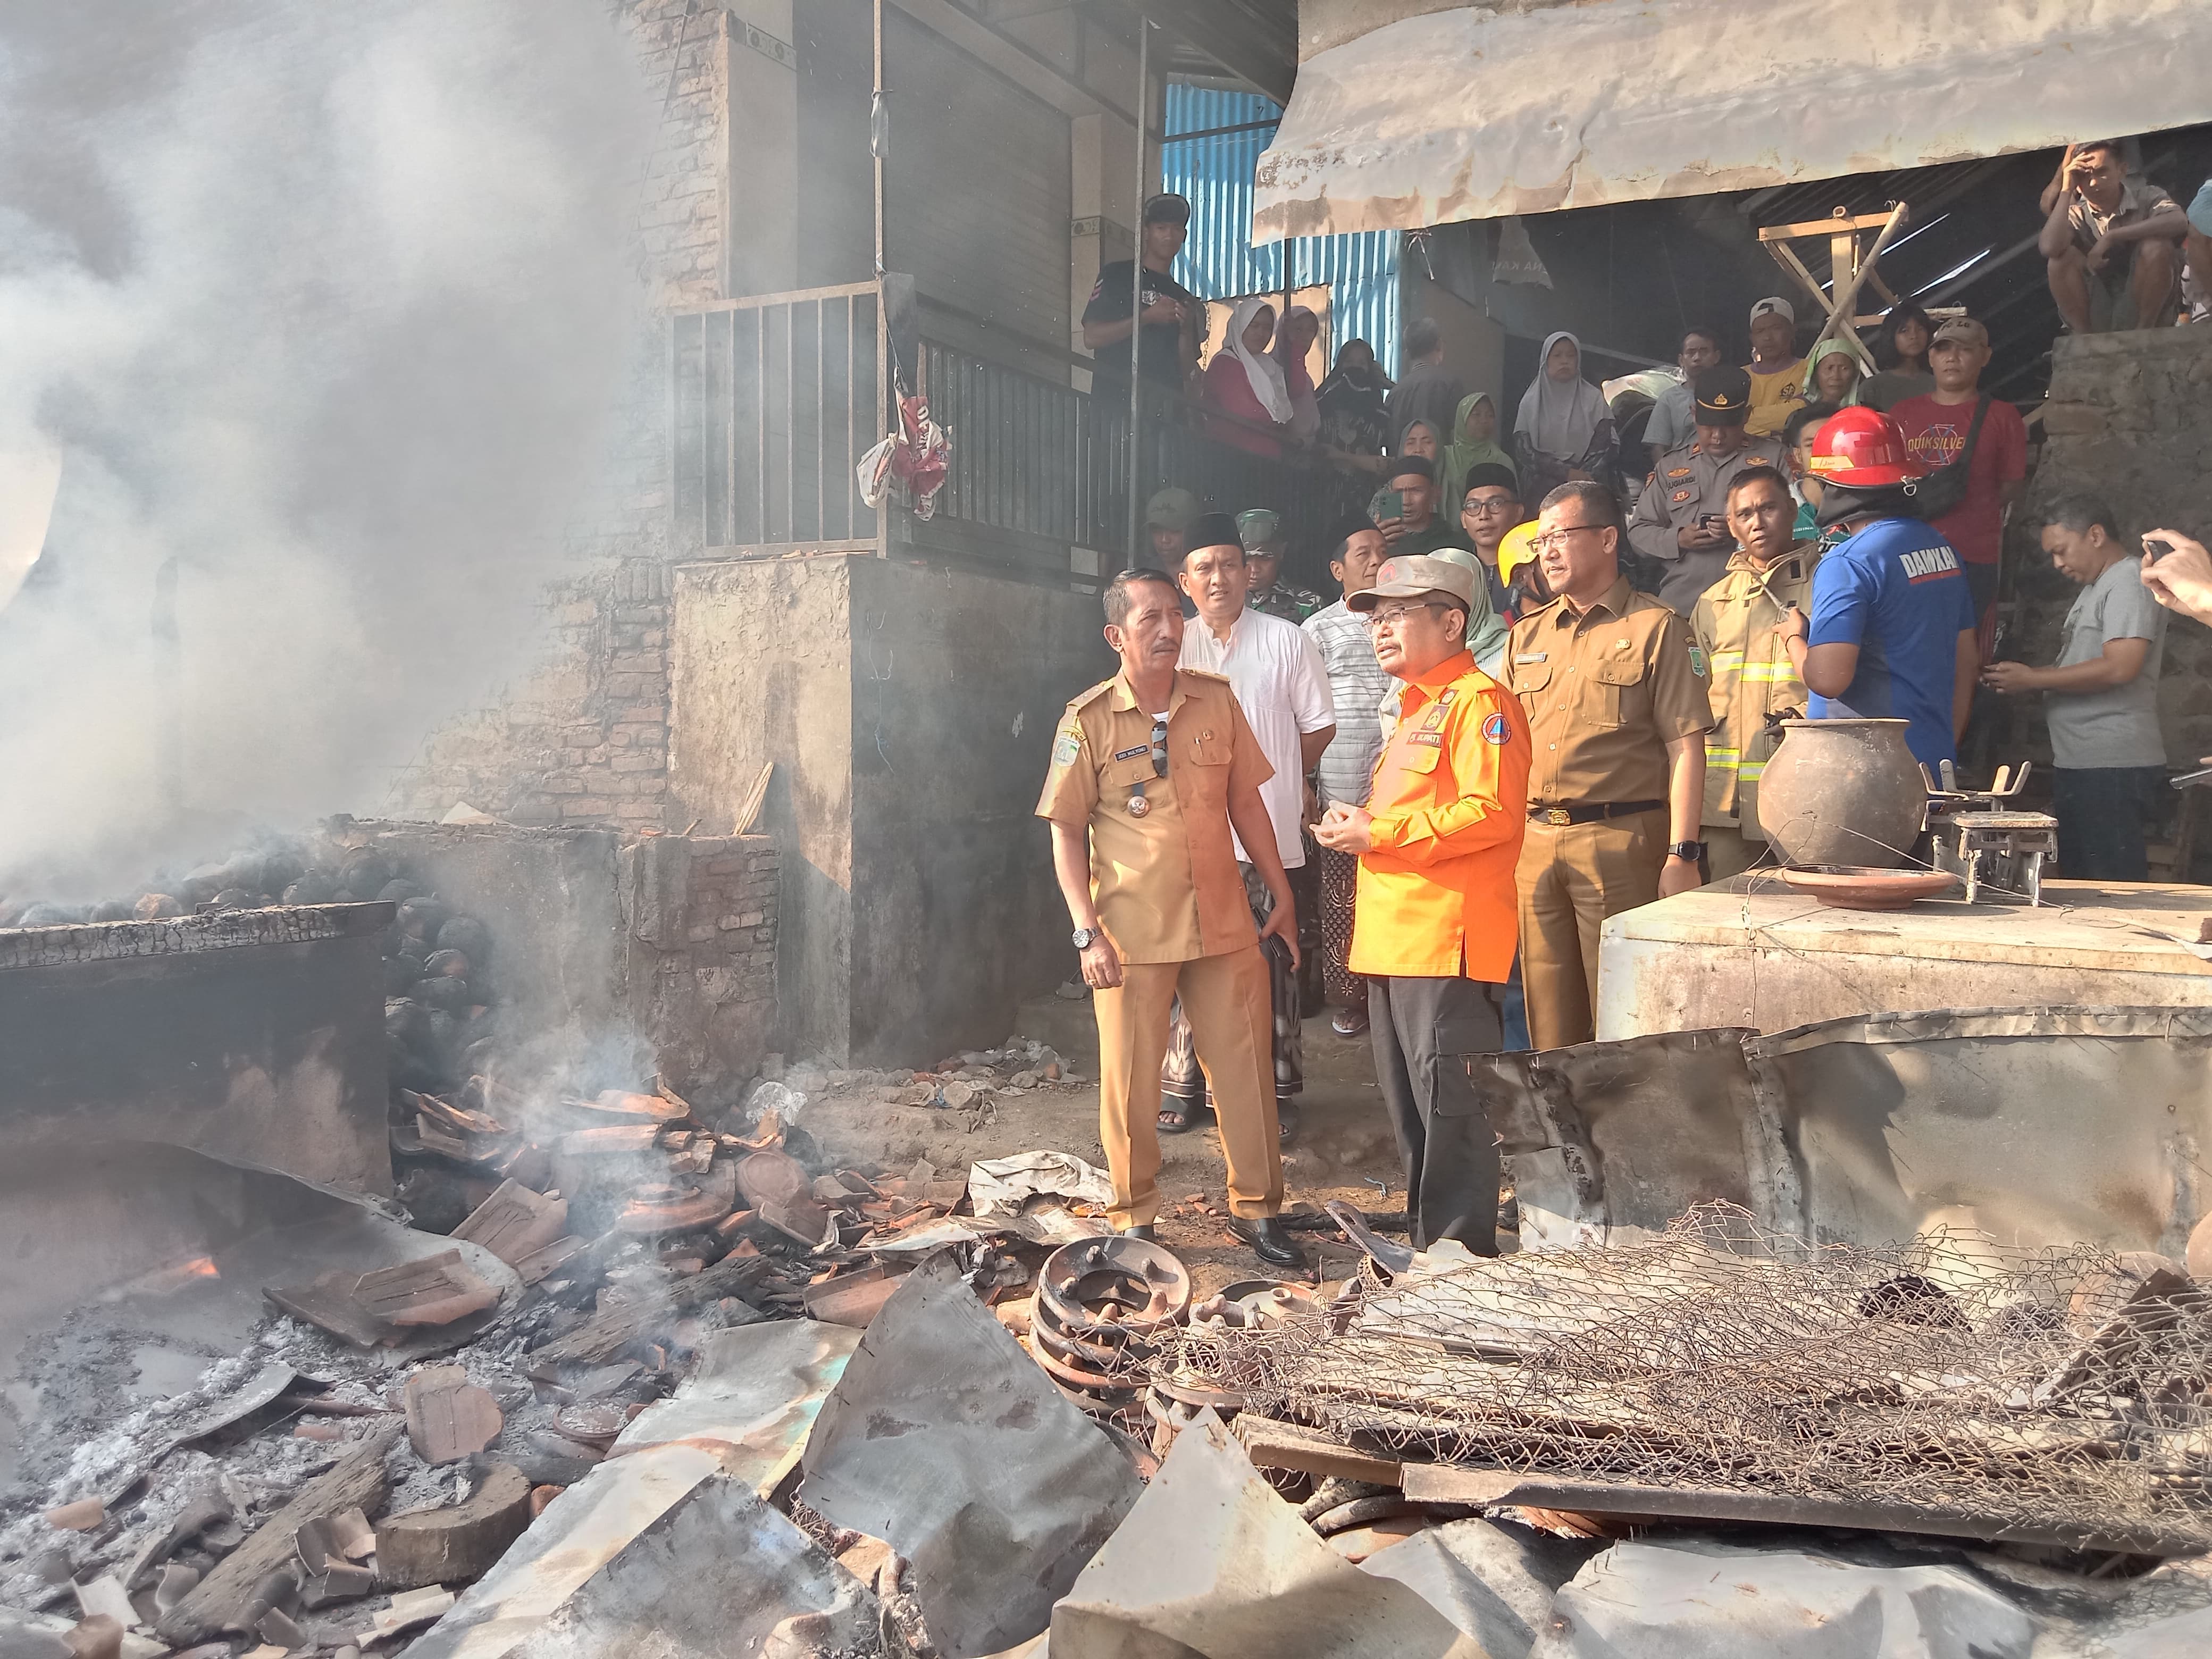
xmin=1368 ymin=974 xmax=1504 ymax=1252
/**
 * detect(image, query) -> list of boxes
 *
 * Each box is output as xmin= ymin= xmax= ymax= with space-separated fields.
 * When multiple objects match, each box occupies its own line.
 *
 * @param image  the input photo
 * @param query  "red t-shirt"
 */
xmin=1890 ymin=393 xmax=2027 ymax=566
xmin=1201 ymin=355 xmax=1287 ymax=459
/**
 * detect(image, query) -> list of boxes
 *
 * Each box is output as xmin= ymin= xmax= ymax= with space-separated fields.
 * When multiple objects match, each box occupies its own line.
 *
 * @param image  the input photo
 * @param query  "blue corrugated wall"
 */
xmin=1160 ymin=83 xmax=1402 ymax=375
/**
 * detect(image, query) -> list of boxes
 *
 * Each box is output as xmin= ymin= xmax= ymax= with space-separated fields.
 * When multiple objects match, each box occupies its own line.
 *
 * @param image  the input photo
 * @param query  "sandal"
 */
xmin=1158 ymin=1094 xmax=1204 ymax=1134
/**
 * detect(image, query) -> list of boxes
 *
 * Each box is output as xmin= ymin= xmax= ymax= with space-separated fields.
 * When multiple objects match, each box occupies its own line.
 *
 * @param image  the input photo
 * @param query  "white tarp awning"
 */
xmin=1252 ymin=0 xmax=2212 ymax=241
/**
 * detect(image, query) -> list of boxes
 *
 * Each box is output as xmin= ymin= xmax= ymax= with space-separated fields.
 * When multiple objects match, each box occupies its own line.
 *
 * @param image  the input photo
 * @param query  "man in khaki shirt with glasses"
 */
xmin=1509 ymin=481 xmax=1713 ymax=1050
xmin=1036 ymin=566 xmax=1309 ymax=1270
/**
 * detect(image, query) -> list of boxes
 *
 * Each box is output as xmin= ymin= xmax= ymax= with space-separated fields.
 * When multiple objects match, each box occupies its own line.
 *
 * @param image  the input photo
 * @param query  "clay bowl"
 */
xmin=1779 ymin=865 xmax=1962 ymax=912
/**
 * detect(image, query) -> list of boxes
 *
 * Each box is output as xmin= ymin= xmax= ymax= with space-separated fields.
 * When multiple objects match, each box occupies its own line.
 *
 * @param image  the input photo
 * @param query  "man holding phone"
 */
xmin=1370 ymin=456 xmax=1460 ymax=559
xmin=1628 ymin=366 xmax=1786 ymax=616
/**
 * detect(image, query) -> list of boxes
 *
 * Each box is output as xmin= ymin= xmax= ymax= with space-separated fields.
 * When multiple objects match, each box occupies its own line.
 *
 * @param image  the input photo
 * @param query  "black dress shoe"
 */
xmin=1120 ymin=1224 xmax=1157 ymax=1242
xmin=1227 ymin=1215 xmax=1309 ymax=1270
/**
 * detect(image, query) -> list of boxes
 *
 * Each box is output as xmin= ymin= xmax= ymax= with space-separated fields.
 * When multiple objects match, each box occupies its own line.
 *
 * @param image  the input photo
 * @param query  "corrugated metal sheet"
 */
xmin=1252 ymin=0 xmax=2212 ymax=239
xmin=1162 ymin=82 xmax=1400 ymax=372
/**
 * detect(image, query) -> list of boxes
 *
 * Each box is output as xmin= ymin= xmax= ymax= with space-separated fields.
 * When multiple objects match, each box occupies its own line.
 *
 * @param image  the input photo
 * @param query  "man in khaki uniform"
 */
xmin=1036 ymin=566 xmax=1308 ymax=1270
xmin=1691 ymin=465 xmax=1821 ymax=879
xmin=1510 ymin=481 xmax=1714 ymax=1051
xmin=1627 ymin=365 xmax=1788 ymax=616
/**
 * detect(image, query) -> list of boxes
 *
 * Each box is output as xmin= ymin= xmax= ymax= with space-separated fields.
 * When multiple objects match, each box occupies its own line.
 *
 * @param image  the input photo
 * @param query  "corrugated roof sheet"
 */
xmin=1162 ymin=82 xmax=1401 ymax=372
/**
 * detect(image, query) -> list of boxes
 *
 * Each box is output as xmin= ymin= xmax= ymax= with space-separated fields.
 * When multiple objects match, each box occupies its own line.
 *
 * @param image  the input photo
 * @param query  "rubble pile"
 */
xmin=10 ymin=1191 xmax=2212 ymax=1657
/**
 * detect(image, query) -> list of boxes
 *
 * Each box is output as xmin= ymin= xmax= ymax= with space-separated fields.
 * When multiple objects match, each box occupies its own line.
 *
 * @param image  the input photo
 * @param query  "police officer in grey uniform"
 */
xmin=1628 ymin=366 xmax=1788 ymax=615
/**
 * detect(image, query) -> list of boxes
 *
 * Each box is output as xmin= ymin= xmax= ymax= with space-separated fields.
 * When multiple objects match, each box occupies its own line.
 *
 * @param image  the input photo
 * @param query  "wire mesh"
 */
xmin=1165 ymin=1205 xmax=2212 ymax=1549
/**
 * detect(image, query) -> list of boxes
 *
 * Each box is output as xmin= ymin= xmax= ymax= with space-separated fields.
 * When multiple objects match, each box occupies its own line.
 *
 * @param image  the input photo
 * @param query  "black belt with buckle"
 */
xmin=1528 ymin=799 xmax=1667 ymax=826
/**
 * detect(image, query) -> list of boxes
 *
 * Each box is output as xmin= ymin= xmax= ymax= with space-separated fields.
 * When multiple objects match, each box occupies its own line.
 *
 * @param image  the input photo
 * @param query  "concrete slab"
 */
xmin=1597 ymin=877 xmax=2212 ymax=1041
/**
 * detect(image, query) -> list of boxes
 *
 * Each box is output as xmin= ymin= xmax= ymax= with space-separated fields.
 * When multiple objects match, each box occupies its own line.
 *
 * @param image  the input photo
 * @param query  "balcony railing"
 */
xmin=671 ymin=282 xmax=880 ymax=550
xmin=671 ymin=281 xmax=1334 ymax=577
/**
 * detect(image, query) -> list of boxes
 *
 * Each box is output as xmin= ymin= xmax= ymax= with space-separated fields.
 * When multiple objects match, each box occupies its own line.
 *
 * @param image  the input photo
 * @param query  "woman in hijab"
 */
xmin=1202 ymin=297 xmax=1295 ymax=458
xmin=1513 ymin=331 xmax=1614 ymax=500
xmin=1863 ymin=303 xmax=1935 ymax=411
xmin=1439 ymin=390 xmax=1516 ymax=516
xmin=1396 ymin=416 xmax=1443 ymax=463
xmin=1316 ymin=338 xmax=1392 ymax=512
xmin=1273 ymin=305 xmax=1322 ymax=445
xmin=1800 ymin=337 xmax=1867 ymax=408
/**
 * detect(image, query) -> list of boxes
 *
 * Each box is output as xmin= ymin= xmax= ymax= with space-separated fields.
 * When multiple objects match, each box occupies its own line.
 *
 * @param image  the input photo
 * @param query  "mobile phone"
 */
xmin=2145 ymin=536 xmax=2175 ymax=560
xmin=2172 ymin=765 xmax=2212 ymax=790
xmin=1698 ymin=514 xmax=1725 ymax=533
xmin=1376 ymin=488 xmax=1405 ymax=523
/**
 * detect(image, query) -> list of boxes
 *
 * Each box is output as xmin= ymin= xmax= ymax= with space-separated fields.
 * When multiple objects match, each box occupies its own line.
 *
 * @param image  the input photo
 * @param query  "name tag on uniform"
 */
xmin=1112 ymin=744 xmax=1149 ymax=761
xmin=1514 ymin=651 xmax=1547 ymax=665
xmin=1409 ymin=731 xmax=1444 ymax=747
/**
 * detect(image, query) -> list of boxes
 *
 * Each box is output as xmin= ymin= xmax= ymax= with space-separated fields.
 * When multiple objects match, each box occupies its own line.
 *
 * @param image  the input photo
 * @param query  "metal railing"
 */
xmin=671 ymin=283 xmax=879 ymax=549
xmin=672 ymin=280 xmax=1331 ymax=574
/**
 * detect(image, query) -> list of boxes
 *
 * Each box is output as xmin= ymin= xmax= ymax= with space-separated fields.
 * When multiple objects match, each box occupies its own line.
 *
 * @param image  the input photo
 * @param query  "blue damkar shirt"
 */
xmin=1805 ymin=516 xmax=1976 ymax=768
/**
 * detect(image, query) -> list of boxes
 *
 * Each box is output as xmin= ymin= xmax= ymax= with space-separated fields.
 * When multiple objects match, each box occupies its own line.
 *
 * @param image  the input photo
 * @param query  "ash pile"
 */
xmin=13 ymin=1190 xmax=2212 ymax=1659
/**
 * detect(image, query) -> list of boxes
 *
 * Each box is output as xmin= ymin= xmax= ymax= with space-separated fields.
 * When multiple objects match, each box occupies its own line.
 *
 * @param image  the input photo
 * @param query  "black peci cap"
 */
xmin=1187 ymin=510 xmax=1243 ymax=554
xmin=1694 ymin=365 xmax=1753 ymax=425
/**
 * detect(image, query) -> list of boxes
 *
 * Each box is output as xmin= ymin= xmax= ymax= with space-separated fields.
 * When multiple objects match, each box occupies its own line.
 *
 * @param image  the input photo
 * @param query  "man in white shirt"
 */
xmin=1161 ymin=512 xmax=1336 ymax=1142
xmin=1303 ymin=516 xmax=1393 ymax=1036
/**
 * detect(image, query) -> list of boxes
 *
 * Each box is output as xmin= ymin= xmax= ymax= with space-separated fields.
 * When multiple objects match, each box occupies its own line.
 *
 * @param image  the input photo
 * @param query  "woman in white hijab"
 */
xmin=1203 ymin=297 xmax=1295 ymax=458
xmin=1512 ymin=331 xmax=1616 ymax=501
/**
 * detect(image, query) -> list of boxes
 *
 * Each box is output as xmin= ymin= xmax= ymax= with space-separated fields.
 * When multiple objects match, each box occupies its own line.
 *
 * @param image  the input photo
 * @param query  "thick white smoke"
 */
xmin=0 ymin=0 xmax=655 ymax=896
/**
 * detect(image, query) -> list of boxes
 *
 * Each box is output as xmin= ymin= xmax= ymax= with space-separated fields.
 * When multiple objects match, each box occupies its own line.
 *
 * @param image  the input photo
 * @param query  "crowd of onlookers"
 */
xmin=1049 ymin=145 xmax=2212 ymax=1263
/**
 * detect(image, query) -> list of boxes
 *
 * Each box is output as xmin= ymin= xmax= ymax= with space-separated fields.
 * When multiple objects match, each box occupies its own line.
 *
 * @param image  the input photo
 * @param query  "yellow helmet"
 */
xmin=1498 ymin=520 xmax=1541 ymax=587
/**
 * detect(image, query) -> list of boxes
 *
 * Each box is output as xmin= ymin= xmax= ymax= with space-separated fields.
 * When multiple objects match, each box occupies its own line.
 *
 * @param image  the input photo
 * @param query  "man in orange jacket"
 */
xmin=1314 ymin=554 xmax=1532 ymax=1251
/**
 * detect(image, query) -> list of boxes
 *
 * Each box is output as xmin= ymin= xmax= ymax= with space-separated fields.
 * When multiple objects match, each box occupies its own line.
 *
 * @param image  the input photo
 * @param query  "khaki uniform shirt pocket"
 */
xmin=1586 ymin=655 xmax=1646 ymax=731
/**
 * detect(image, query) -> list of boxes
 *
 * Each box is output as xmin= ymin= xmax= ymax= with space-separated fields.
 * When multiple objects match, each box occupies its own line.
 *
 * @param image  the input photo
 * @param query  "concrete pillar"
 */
xmin=667 ymin=554 xmax=1111 ymax=1064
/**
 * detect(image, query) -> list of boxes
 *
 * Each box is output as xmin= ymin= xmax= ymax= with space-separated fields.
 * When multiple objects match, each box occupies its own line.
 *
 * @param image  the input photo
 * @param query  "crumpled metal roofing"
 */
xmin=1252 ymin=0 xmax=2212 ymax=241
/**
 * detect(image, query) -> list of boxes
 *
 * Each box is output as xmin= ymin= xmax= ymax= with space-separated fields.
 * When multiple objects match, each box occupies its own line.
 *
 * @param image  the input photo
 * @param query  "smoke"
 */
xmin=0 ymin=0 xmax=655 ymax=895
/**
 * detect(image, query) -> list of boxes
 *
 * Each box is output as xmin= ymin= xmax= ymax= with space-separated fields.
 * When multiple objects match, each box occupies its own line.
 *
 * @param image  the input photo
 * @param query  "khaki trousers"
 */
xmin=1094 ymin=945 xmax=1283 ymax=1225
xmin=1516 ymin=810 xmax=1667 ymax=1051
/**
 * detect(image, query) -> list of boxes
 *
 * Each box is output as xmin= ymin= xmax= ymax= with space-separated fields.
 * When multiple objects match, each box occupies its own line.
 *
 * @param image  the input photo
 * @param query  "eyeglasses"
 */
xmin=1463 ymin=496 xmax=1518 ymax=516
xmin=1532 ymin=523 xmax=1607 ymax=553
xmin=1364 ymin=601 xmax=1446 ymax=632
xmin=1149 ymin=715 xmax=1169 ymax=777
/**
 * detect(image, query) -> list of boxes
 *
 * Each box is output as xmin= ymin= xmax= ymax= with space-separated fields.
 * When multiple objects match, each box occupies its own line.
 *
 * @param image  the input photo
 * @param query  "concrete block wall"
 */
xmin=2004 ymin=326 xmax=2212 ymax=777
xmin=667 ymin=552 xmax=1112 ymax=1066
xmin=621 ymin=832 xmax=779 ymax=1093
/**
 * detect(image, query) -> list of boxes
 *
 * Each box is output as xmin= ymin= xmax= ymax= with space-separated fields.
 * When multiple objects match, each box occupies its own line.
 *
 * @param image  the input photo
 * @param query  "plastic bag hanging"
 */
xmin=855 ymin=390 xmax=951 ymax=518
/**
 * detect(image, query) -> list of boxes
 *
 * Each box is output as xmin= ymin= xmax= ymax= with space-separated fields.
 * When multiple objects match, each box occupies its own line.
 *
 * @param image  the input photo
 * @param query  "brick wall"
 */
xmin=2002 ymin=328 xmax=2212 ymax=785
xmin=386 ymin=0 xmax=727 ymax=829
xmin=621 ymin=831 xmax=778 ymax=1094
xmin=389 ymin=559 xmax=674 ymax=829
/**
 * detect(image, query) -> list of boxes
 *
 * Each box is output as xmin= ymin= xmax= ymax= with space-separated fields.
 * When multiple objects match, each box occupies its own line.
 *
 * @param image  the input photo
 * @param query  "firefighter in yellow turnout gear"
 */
xmin=1688 ymin=463 xmax=1822 ymax=879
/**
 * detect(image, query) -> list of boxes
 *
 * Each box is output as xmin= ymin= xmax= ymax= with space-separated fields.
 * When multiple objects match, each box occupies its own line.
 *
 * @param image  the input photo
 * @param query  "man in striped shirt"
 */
xmin=1302 ymin=516 xmax=1393 ymax=1035
xmin=1688 ymin=466 xmax=1821 ymax=878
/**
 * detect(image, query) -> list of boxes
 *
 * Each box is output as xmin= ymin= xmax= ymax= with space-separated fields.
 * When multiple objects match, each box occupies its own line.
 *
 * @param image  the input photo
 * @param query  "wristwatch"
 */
xmin=1666 ymin=841 xmax=1707 ymax=861
xmin=1071 ymin=927 xmax=1096 ymax=950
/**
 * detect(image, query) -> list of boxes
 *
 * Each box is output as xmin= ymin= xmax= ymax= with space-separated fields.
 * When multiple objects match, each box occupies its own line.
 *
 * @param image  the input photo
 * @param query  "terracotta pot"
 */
xmin=1756 ymin=719 xmax=1926 ymax=869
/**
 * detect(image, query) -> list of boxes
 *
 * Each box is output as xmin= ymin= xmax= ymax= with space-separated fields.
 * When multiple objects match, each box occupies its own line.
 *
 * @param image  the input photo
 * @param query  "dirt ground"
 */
xmin=798 ymin=994 xmax=1409 ymax=1294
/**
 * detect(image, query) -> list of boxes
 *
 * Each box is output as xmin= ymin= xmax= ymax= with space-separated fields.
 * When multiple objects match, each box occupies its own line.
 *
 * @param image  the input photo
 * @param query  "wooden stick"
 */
xmin=157 ymin=1427 xmax=399 ymax=1645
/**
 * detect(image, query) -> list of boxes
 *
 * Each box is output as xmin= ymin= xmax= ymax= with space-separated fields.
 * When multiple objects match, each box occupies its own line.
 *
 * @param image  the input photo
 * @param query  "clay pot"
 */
xmin=1756 ymin=719 xmax=1926 ymax=869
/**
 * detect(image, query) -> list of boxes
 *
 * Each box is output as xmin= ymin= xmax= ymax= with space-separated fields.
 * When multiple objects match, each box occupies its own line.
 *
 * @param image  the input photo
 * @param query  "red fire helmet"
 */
xmin=1807 ymin=406 xmax=1927 ymax=488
